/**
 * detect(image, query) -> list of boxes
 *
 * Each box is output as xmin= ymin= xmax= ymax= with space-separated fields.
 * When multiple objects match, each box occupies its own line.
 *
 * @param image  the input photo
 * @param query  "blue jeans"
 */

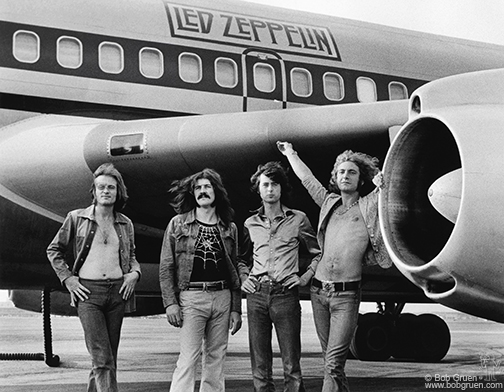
xmin=170 ymin=289 xmax=231 ymax=392
xmin=310 ymin=286 xmax=360 ymax=392
xmin=77 ymin=278 xmax=125 ymax=392
xmin=247 ymin=284 xmax=305 ymax=392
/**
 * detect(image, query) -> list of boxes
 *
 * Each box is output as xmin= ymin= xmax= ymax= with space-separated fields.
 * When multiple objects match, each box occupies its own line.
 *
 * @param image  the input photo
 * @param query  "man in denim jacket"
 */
xmin=278 ymin=142 xmax=392 ymax=392
xmin=47 ymin=163 xmax=141 ymax=392
xmin=159 ymin=168 xmax=243 ymax=392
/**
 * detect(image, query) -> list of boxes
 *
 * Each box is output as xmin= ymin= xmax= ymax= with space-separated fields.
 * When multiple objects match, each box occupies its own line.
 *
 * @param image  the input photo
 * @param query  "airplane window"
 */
xmin=140 ymin=48 xmax=164 ymax=79
xmin=99 ymin=42 xmax=124 ymax=74
xmin=57 ymin=36 xmax=83 ymax=69
xmin=356 ymin=77 xmax=377 ymax=103
xmin=323 ymin=72 xmax=344 ymax=101
xmin=389 ymin=81 xmax=408 ymax=100
xmin=179 ymin=53 xmax=202 ymax=83
xmin=254 ymin=63 xmax=275 ymax=93
xmin=110 ymin=134 xmax=145 ymax=157
xmin=215 ymin=58 xmax=238 ymax=88
xmin=13 ymin=30 xmax=40 ymax=64
xmin=291 ymin=68 xmax=312 ymax=97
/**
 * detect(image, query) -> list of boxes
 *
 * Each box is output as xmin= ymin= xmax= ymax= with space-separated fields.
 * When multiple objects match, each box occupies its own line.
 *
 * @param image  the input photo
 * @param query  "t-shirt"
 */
xmin=189 ymin=220 xmax=229 ymax=282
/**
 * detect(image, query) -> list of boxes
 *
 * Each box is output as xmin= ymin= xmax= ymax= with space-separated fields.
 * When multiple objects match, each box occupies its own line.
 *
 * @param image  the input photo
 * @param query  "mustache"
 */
xmin=197 ymin=192 xmax=211 ymax=200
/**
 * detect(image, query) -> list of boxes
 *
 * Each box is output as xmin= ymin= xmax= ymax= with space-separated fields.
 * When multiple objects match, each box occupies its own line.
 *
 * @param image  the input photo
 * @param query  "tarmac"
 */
xmin=1 ymin=301 xmax=504 ymax=392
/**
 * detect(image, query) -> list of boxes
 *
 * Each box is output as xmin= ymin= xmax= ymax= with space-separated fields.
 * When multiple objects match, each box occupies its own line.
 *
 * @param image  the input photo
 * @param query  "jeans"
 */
xmin=77 ymin=278 xmax=125 ymax=392
xmin=310 ymin=286 xmax=360 ymax=392
xmin=170 ymin=289 xmax=231 ymax=392
xmin=247 ymin=283 xmax=304 ymax=392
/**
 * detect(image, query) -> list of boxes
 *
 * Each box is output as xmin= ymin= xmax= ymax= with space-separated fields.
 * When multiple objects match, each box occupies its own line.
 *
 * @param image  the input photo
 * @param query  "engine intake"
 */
xmin=380 ymin=69 xmax=504 ymax=322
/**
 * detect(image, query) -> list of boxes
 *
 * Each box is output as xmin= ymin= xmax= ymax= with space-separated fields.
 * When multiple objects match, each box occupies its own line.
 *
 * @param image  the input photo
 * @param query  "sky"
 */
xmin=239 ymin=0 xmax=504 ymax=45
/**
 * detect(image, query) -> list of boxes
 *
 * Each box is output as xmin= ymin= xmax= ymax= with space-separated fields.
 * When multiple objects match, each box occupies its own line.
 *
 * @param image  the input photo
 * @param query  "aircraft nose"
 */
xmin=427 ymin=168 xmax=462 ymax=224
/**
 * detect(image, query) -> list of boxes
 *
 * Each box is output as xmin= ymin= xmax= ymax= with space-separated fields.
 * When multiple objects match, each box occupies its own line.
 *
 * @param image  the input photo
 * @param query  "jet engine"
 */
xmin=380 ymin=68 xmax=504 ymax=323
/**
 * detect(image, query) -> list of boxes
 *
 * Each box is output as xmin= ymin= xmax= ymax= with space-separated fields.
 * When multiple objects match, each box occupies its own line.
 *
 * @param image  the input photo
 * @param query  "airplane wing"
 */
xmin=0 ymin=98 xmax=411 ymax=296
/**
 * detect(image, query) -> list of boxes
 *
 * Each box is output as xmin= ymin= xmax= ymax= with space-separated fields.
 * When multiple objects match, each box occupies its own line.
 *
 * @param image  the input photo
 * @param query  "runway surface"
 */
xmin=1 ymin=301 xmax=503 ymax=391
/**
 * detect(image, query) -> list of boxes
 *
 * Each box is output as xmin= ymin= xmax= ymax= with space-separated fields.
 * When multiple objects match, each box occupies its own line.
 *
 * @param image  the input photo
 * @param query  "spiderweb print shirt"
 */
xmin=190 ymin=221 xmax=229 ymax=282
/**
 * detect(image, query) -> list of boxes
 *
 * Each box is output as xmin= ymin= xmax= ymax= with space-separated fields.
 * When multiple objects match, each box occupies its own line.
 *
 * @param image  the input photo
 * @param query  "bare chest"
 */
xmin=79 ymin=226 xmax=122 ymax=279
xmin=317 ymin=207 xmax=369 ymax=281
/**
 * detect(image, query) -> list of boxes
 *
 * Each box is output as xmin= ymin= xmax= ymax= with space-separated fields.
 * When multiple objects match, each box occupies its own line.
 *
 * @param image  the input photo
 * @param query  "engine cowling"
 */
xmin=380 ymin=68 xmax=504 ymax=322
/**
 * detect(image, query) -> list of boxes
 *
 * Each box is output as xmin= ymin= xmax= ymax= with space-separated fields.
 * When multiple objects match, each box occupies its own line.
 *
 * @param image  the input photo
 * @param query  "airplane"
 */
xmin=1 ymin=0 xmax=504 ymax=367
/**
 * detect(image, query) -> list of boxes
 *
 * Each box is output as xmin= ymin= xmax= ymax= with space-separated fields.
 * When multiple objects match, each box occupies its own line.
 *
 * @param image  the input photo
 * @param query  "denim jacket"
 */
xmin=159 ymin=210 xmax=243 ymax=313
xmin=46 ymin=205 xmax=142 ymax=313
xmin=302 ymin=174 xmax=392 ymax=269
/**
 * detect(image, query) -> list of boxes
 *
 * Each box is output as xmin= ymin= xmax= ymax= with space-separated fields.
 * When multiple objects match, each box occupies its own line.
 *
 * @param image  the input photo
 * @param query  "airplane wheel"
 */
xmin=413 ymin=313 xmax=451 ymax=362
xmin=392 ymin=313 xmax=417 ymax=360
xmin=350 ymin=313 xmax=393 ymax=361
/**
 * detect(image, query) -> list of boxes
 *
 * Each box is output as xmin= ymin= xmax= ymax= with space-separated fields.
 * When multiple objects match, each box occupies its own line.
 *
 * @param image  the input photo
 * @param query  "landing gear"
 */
xmin=0 ymin=289 xmax=60 ymax=367
xmin=350 ymin=302 xmax=451 ymax=362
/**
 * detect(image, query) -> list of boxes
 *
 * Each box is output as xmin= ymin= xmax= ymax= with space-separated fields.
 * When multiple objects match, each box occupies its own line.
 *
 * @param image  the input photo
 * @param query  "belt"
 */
xmin=257 ymin=275 xmax=276 ymax=283
xmin=257 ymin=275 xmax=284 ymax=288
xmin=80 ymin=278 xmax=123 ymax=283
xmin=312 ymin=277 xmax=360 ymax=292
xmin=186 ymin=280 xmax=228 ymax=291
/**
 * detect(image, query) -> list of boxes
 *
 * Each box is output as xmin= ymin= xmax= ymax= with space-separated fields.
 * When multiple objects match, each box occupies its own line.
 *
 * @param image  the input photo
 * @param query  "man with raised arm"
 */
xmin=277 ymin=142 xmax=391 ymax=392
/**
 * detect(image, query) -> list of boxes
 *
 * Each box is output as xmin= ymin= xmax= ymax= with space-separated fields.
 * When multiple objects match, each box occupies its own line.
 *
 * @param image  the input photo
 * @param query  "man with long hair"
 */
xmin=47 ymin=163 xmax=141 ymax=392
xmin=159 ymin=168 xmax=243 ymax=392
xmin=278 ymin=142 xmax=392 ymax=392
xmin=238 ymin=161 xmax=320 ymax=392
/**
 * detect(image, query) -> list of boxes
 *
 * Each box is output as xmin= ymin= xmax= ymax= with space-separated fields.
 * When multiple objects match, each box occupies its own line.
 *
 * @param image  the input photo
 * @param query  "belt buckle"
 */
xmin=260 ymin=275 xmax=271 ymax=283
xmin=322 ymin=281 xmax=334 ymax=292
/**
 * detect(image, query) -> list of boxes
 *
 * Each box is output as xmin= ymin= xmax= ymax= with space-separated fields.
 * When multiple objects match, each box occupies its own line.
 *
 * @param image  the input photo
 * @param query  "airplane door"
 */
xmin=242 ymin=49 xmax=287 ymax=112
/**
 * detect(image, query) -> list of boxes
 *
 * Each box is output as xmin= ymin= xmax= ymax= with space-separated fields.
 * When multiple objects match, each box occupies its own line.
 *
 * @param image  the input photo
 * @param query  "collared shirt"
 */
xmin=301 ymin=173 xmax=392 ymax=269
xmin=46 ymin=205 xmax=141 ymax=313
xmin=238 ymin=206 xmax=320 ymax=283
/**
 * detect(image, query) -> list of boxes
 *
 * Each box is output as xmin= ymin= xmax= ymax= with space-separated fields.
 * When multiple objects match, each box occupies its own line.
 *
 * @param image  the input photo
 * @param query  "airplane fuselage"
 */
xmin=1 ymin=0 xmax=504 ymax=316
xmin=3 ymin=0 xmax=503 ymax=125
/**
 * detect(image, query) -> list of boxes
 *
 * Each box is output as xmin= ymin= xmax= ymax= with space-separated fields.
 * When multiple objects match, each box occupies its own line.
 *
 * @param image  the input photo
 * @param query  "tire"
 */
xmin=413 ymin=313 xmax=451 ymax=362
xmin=392 ymin=313 xmax=417 ymax=360
xmin=350 ymin=313 xmax=393 ymax=361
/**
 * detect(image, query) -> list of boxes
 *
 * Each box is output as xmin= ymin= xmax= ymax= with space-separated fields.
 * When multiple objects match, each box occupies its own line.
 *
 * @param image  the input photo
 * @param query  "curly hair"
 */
xmin=250 ymin=161 xmax=291 ymax=205
xmin=170 ymin=168 xmax=234 ymax=227
xmin=90 ymin=163 xmax=128 ymax=211
xmin=328 ymin=150 xmax=380 ymax=193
